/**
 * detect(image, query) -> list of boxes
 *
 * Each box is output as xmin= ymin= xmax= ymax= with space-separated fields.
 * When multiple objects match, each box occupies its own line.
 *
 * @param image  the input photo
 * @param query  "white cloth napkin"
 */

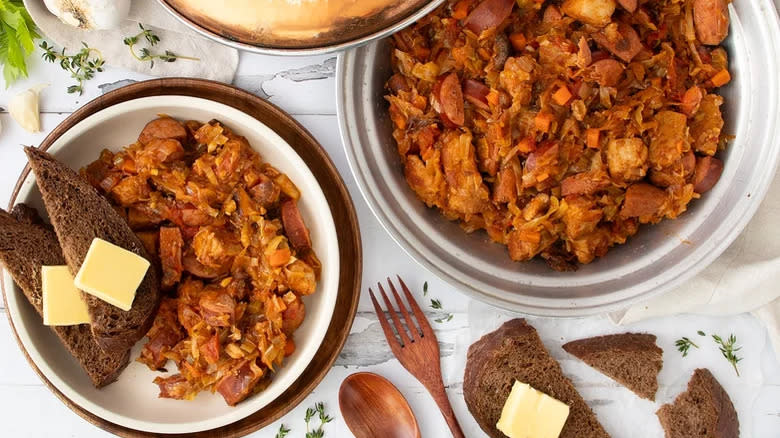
xmin=25 ymin=0 xmax=238 ymax=83
xmin=609 ymin=168 xmax=780 ymax=360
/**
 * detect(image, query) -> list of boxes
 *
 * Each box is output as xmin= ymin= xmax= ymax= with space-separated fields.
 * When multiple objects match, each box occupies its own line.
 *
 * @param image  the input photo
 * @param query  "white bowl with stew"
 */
xmin=4 ymin=92 xmax=341 ymax=433
xmin=337 ymin=0 xmax=780 ymax=315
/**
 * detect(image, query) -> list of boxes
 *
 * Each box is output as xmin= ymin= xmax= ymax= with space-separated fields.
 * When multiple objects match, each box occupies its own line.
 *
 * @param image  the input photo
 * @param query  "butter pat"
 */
xmin=42 ymin=265 xmax=90 ymax=326
xmin=74 ymin=238 xmax=150 ymax=311
xmin=496 ymin=380 xmax=570 ymax=438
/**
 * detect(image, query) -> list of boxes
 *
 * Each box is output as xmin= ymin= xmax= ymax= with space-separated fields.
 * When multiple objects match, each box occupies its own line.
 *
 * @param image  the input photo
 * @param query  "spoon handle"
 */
xmin=427 ymin=381 xmax=465 ymax=438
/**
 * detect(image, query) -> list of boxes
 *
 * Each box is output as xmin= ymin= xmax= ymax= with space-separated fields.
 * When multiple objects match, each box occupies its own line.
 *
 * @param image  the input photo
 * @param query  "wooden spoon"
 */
xmin=339 ymin=372 xmax=421 ymax=438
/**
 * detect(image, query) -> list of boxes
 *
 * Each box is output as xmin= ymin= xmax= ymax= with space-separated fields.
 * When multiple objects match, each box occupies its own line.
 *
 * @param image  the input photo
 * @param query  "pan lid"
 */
xmin=159 ymin=0 xmax=445 ymax=55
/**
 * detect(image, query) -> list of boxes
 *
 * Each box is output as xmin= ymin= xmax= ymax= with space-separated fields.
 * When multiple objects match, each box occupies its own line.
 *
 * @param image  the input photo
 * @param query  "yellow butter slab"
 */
xmin=496 ymin=380 xmax=570 ymax=438
xmin=74 ymin=238 xmax=150 ymax=311
xmin=42 ymin=265 xmax=90 ymax=326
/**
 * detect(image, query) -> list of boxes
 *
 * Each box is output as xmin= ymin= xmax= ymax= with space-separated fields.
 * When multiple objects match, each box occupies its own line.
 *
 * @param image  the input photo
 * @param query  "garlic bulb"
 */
xmin=9 ymin=85 xmax=47 ymax=133
xmin=43 ymin=0 xmax=130 ymax=30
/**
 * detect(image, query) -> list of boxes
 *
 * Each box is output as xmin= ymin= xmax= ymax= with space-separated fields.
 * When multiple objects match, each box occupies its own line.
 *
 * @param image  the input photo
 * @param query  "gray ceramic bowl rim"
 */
xmin=336 ymin=1 xmax=780 ymax=316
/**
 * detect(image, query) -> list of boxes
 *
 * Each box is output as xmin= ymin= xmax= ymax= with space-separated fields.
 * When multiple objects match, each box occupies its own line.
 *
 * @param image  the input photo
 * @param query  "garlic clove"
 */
xmin=44 ymin=0 xmax=131 ymax=30
xmin=9 ymin=84 xmax=48 ymax=133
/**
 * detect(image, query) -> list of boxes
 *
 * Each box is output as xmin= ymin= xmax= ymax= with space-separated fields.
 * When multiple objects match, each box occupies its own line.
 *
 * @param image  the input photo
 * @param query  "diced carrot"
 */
xmin=509 ymin=33 xmax=527 ymax=51
xmin=534 ymin=112 xmax=554 ymax=133
xmin=452 ymin=0 xmax=472 ymax=20
xmin=284 ymin=338 xmax=296 ymax=357
xmin=552 ymin=86 xmax=573 ymax=106
xmin=517 ymin=137 xmax=536 ymax=153
xmin=268 ymin=248 xmax=291 ymax=267
xmin=486 ymin=89 xmax=500 ymax=106
xmin=710 ymin=69 xmax=731 ymax=87
xmin=536 ymin=172 xmax=549 ymax=182
xmin=586 ymin=128 xmax=600 ymax=149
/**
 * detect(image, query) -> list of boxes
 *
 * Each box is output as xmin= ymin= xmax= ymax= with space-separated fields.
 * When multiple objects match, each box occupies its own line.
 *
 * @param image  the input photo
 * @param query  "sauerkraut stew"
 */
xmin=386 ymin=0 xmax=731 ymax=270
xmin=82 ymin=117 xmax=319 ymax=405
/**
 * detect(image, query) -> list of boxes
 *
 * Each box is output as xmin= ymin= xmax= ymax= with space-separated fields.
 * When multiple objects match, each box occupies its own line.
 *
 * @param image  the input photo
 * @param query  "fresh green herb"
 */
xmin=40 ymin=41 xmax=104 ymax=95
xmin=430 ymin=298 xmax=442 ymax=310
xmin=435 ymin=313 xmax=454 ymax=323
xmin=675 ymin=337 xmax=699 ymax=357
xmin=423 ymin=281 xmax=428 ymax=296
xmin=0 ymin=0 xmax=40 ymax=86
xmin=304 ymin=402 xmax=332 ymax=438
xmin=697 ymin=330 xmax=706 ymax=336
xmin=123 ymin=24 xmax=198 ymax=68
xmin=712 ymin=334 xmax=742 ymax=376
xmin=275 ymin=424 xmax=290 ymax=438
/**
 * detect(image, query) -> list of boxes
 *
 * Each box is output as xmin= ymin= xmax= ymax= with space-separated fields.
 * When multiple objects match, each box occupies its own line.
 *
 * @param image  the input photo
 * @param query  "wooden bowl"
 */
xmin=1 ymin=78 xmax=362 ymax=437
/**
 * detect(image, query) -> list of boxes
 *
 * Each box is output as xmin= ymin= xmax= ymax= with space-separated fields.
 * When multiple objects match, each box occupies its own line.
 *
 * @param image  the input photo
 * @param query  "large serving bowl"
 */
xmin=2 ymin=79 xmax=361 ymax=435
xmin=337 ymin=1 xmax=780 ymax=316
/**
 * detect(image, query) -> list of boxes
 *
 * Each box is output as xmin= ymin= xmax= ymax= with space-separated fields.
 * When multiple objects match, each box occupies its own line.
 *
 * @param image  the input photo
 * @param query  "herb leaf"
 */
xmin=697 ymin=330 xmax=706 ymax=336
xmin=435 ymin=313 xmax=454 ymax=323
xmin=675 ymin=337 xmax=699 ymax=357
xmin=423 ymin=281 xmax=428 ymax=296
xmin=275 ymin=424 xmax=290 ymax=438
xmin=430 ymin=298 xmax=442 ymax=310
xmin=712 ymin=333 xmax=742 ymax=376
xmin=0 ymin=0 xmax=41 ymax=86
xmin=304 ymin=402 xmax=332 ymax=438
xmin=124 ymin=24 xmax=199 ymax=68
xmin=40 ymin=41 xmax=104 ymax=95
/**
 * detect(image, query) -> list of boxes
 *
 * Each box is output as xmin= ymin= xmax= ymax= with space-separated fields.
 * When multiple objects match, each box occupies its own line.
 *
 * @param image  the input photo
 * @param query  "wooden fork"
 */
xmin=369 ymin=276 xmax=465 ymax=438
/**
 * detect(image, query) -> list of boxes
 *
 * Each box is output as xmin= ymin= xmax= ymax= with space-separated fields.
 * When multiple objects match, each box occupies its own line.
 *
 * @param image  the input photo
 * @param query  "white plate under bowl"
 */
xmin=3 ymin=95 xmax=340 ymax=434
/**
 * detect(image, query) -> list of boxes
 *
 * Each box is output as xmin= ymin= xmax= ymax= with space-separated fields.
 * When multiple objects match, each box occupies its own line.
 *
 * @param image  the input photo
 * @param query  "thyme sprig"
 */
xmin=123 ymin=24 xmax=199 ymax=68
xmin=712 ymin=333 xmax=742 ymax=376
xmin=40 ymin=41 xmax=104 ymax=95
xmin=304 ymin=402 xmax=333 ymax=438
xmin=675 ymin=337 xmax=699 ymax=357
xmin=275 ymin=424 xmax=290 ymax=438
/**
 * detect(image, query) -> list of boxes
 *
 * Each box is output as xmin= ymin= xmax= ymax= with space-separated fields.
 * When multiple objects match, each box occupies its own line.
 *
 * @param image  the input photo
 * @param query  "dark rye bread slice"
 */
xmin=0 ymin=205 xmax=129 ymax=387
xmin=562 ymin=333 xmax=663 ymax=400
xmin=657 ymin=368 xmax=739 ymax=438
xmin=464 ymin=319 xmax=609 ymax=438
xmin=25 ymin=146 xmax=161 ymax=354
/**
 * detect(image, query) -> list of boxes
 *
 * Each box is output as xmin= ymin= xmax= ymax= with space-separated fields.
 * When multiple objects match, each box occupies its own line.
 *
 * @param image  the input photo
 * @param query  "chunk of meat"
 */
xmin=463 ymin=79 xmax=491 ymax=110
xmin=543 ymin=5 xmax=563 ymax=23
xmin=282 ymin=293 xmax=305 ymax=336
xmin=561 ymin=0 xmax=616 ymax=27
xmin=493 ymin=34 xmax=511 ymax=70
xmin=434 ymin=73 xmax=465 ymax=126
xmin=110 ymin=175 xmax=151 ymax=206
xmin=280 ymin=199 xmax=312 ymax=253
xmin=464 ymin=0 xmax=515 ymax=35
xmin=562 ymin=197 xmax=603 ymax=240
xmin=649 ymin=111 xmax=688 ymax=169
xmin=617 ymin=0 xmax=637 ymax=13
xmin=441 ymin=132 xmax=492 ymax=214
xmin=690 ymin=94 xmax=724 ymax=156
xmin=493 ymin=166 xmax=518 ymax=203
xmin=135 ymin=230 xmax=159 ymax=259
xmin=522 ymin=141 xmax=560 ymax=189
xmin=681 ymin=86 xmax=704 ymax=116
xmin=155 ymin=374 xmax=195 ymax=400
xmin=386 ymin=73 xmax=410 ymax=93
xmin=404 ymin=153 xmax=446 ymax=207
xmin=191 ymin=226 xmax=242 ymax=269
xmin=248 ymin=176 xmax=281 ymax=208
xmin=507 ymin=228 xmax=543 ymax=261
xmin=693 ymin=156 xmax=724 ymax=193
xmin=607 ymin=138 xmax=648 ymax=182
xmin=135 ymin=138 xmax=185 ymax=170
xmin=586 ymin=59 xmax=624 ymax=87
xmin=619 ymin=183 xmax=667 ymax=222
xmin=199 ymin=290 xmax=236 ymax=327
xmin=140 ymin=299 xmax=184 ymax=370
xmin=216 ymin=361 xmax=262 ymax=406
xmin=138 ymin=117 xmax=187 ymax=146
xmin=182 ymin=251 xmax=223 ymax=278
xmin=82 ymin=150 xmax=122 ymax=193
xmin=693 ymin=0 xmax=729 ymax=45
xmin=159 ymin=227 xmax=184 ymax=289
xmin=285 ymin=259 xmax=317 ymax=295
xmin=561 ymin=170 xmax=611 ymax=196
xmin=576 ymin=37 xmax=592 ymax=68
xmin=592 ymin=23 xmax=643 ymax=62
xmin=649 ymin=150 xmax=697 ymax=187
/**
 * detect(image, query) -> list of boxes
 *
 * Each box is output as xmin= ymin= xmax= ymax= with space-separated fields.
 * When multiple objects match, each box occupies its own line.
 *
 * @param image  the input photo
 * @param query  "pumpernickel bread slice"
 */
xmin=25 ymin=146 xmax=161 ymax=354
xmin=0 ymin=205 xmax=129 ymax=387
xmin=657 ymin=368 xmax=739 ymax=438
xmin=464 ymin=319 xmax=609 ymax=438
xmin=562 ymin=333 xmax=663 ymax=400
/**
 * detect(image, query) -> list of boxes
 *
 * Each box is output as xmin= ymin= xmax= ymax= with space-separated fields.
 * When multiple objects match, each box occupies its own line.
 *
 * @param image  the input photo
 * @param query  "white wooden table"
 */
xmin=1 ymin=50 xmax=779 ymax=438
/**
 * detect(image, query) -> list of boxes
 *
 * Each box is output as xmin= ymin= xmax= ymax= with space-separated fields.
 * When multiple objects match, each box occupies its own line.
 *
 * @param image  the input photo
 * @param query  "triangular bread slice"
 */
xmin=563 ymin=333 xmax=663 ymax=401
xmin=0 ymin=205 xmax=129 ymax=387
xmin=657 ymin=368 xmax=739 ymax=437
xmin=464 ymin=319 xmax=610 ymax=438
xmin=24 ymin=146 xmax=161 ymax=354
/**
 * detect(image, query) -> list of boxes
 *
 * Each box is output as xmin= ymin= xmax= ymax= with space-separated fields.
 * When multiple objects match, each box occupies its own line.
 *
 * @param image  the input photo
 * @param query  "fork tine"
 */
xmin=369 ymin=288 xmax=401 ymax=350
xmin=387 ymin=277 xmax=422 ymax=340
xmin=377 ymin=282 xmax=413 ymax=345
xmin=396 ymin=275 xmax=435 ymax=337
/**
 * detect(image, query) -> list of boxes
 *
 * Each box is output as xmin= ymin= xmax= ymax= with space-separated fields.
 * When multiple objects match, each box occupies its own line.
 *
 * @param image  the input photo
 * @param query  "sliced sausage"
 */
xmin=693 ymin=156 xmax=724 ymax=193
xmin=386 ymin=73 xmax=410 ymax=93
xmin=561 ymin=171 xmax=610 ymax=196
xmin=693 ymin=0 xmax=729 ymax=45
xmin=586 ymin=59 xmax=624 ymax=87
xmin=281 ymin=199 xmax=312 ymax=253
xmin=620 ymin=183 xmax=667 ymax=219
xmin=465 ymin=0 xmax=515 ymax=35
xmin=138 ymin=117 xmax=187 ymax=146
xmin=463 ymin=79 xmax=491 ymax=110
xmin=592 ymin=24 xmax=643 ymax=63
xmin=434 ymin=73 xmax=465 ymax=126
